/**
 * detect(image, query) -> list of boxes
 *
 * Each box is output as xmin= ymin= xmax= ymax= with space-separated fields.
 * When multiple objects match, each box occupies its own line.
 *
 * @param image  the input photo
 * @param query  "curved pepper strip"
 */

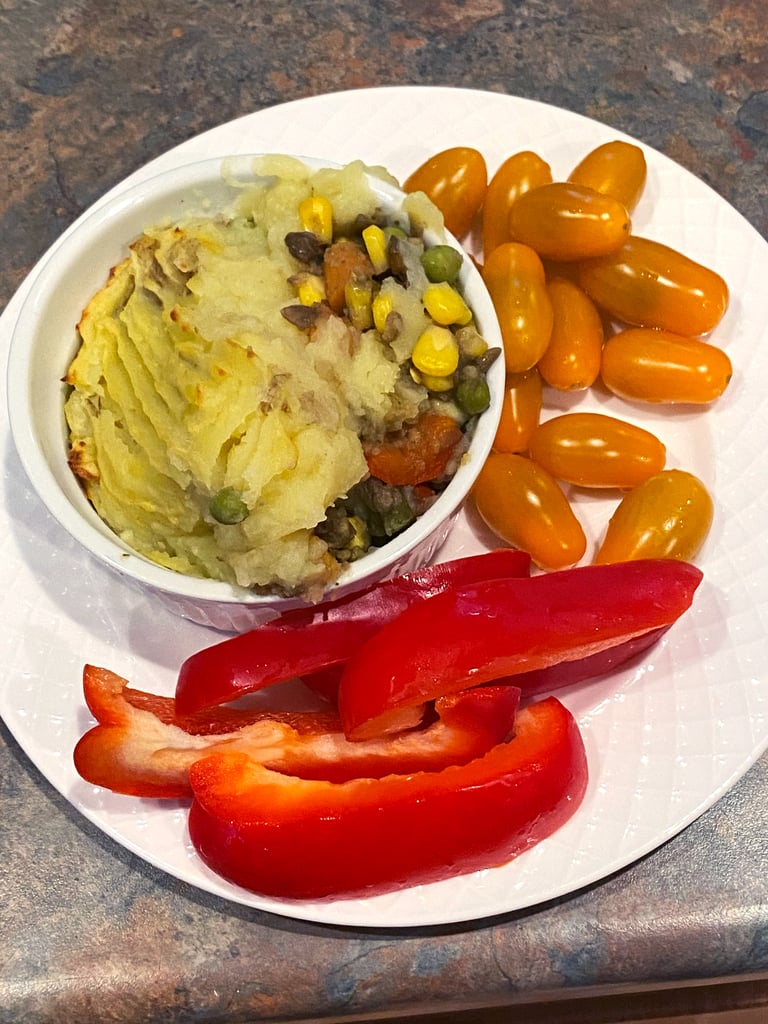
xmin=339 ymin=559 xmax=703 ymax=739
xmin=175 ymin=549 xmax=530 ymax=716
xmin=74 ymin=665 xmax=522 ymax=797
xmin=302 ymin=624 xmax=671 ymax=706
xmin=501 ymin=623 xmax=671 ymax=697
xmin=188 ymin=696 xmax=587 ymax=900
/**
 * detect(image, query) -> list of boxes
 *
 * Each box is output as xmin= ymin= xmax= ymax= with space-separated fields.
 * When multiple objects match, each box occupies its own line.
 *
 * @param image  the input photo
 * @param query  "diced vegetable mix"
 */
xmin=64 ymin=160 xmax=500 ymax=599
xmin=281 ymin=191 xmax=500 ymax=561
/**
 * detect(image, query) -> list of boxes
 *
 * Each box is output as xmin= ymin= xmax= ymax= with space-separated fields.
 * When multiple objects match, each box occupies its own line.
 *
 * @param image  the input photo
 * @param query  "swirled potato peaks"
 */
xmin=64 ymin=157 xmax=486 ymax=600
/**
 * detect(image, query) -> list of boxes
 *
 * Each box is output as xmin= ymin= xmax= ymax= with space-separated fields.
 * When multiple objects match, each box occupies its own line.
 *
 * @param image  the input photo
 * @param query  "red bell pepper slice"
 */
xmin=302 ymin=623 xmax=670 ymax=706
xmin=74 ymin=665 xmax=521 ymax=798
xmin=187 ymin=695 xmax=587 ymax=900
xmin=502 ymin=623 xmax=671 ymax=697
xmin=175 ymin=549 xmax=531 ymax=716
xmin=339 ymin=559 xmax=703 ymax=739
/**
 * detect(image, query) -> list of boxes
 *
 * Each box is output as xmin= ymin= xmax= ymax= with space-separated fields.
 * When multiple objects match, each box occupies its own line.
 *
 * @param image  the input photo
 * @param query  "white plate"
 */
xmin=2 ymin=86 xmax=768 ymax=929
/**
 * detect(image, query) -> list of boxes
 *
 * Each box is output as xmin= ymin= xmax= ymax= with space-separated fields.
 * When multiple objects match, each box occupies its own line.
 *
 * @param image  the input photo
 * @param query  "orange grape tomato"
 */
xmin=472 ymin=452 xmax=587 ymax=570
xmin=493 ymin=369 xmax=543 ymax=453
xmin=403 ymin=147 xmax=488 ymax=238
xmin=483 ymin=239 xmax=546 ymax=283
xmin=601 ymin=328 xmax=733 ymax=404
xmin=595 ymin=469 xmax=714 ymax=564
xmin=507 ymin=182 xmax=631 ymax=261
xmin=578 ymin=237 xmax=729 ymax=336
xmin=538 ymin=277 xmax=604 ymax=391
xmin=528 ymin=412 xmax=666 ymax=489
xmin=482 ymin=151 xmax=553 ymax=259
xmin=568 ymin=140 xmax=648 ymax=213
xmin=482 ymin=243 xmax=554 ymax=373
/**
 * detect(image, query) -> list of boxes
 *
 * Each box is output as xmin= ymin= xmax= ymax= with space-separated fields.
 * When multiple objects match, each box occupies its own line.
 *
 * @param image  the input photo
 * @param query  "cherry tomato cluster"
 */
xmin=404 ymin=141 xmax=731 ymax=569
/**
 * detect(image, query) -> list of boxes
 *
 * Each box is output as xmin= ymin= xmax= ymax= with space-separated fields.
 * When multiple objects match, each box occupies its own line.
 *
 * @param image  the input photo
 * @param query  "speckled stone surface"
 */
xmin=1 ymin=2 xmax=768 ymax=1022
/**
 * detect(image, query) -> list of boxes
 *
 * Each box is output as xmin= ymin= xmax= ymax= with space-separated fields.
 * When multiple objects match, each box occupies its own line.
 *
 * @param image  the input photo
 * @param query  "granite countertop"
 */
xmin=2 ymin=2 xmax=768 ymax=1022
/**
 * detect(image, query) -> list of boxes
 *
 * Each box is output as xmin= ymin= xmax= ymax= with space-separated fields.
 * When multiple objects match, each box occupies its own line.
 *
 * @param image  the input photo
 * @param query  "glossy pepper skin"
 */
xmin=175 ymin=549 xmax=531 ymax=716
xmin=74 ymin=665 xmax=523 ymax=796
xmin=338 ymin=559 xmax=703 ymax=739
xmin=492 ymin=625 xmax=671 ymax=698
xmin=188 ymin=695 xmax=587 ymax=900
xmin=303 ymin=623 xmax=671 ymax=706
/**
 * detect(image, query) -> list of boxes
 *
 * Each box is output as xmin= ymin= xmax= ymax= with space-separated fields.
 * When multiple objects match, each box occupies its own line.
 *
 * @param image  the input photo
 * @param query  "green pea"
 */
xmin=455 ymin=376 xmax=491 ymax=416
xmin=209 ymin=487 xmax=249 ymax=525
xmin=421 ymin=245 xmax=463 ymax=284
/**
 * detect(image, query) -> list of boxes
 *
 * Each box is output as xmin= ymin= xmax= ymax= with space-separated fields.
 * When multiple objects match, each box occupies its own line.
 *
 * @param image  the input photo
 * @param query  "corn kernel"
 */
xmin=372 ymin=292 xmax=394 ymax=334
xmin=412 ymin=325 xmax=460 ymax=377
xmin=345 ymin=276 xmax=374 ymax=331
xmin=420 ymin=372 xmax=455 ymax=393
xmin=295 ymin=273 xmax=326 ymax=306
xmin=362 ymin=225 xmax=389 ymax=275
xmin=422 ymin=282 xmax=473 ymax=327
xmin=299 ymin=195 xmax=333 ymax=244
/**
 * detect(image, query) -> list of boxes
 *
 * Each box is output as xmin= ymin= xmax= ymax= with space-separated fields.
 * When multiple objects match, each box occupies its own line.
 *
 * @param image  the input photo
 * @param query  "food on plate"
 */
xmin=72 ymin=553 xmax=704 ymax=899
xmin=578 ymin=236 xmax=729 ymax=336
xmin=70 ymin=133 xmax=724 ymax=905
xmin=174 ymin=547 xmax=685 ymax=721
xmin=175 ymin=549 xmax=531 ymax=716
xmin=567 ymin=139 xmax=648 ymax=213
xmin=482 ymin=150 xmax=553 ymax=258
xmin=173 ymin=551 xmax=675 ymax=717
xmin=74 ymin=664 xmax=522 ymax=797
xmin=403 ymin=146 xmax=488 ymax=237
xmin=412 ymin=139 xmax=729 ymax=567
xmin=600 ymin=328 xmax=733 ymax=404
xmin=299 ymin=623 xmax=673 ymax=708
xmin=472 ymin=451 xmax=587 ymax=570
xmin=527 ymin=413 xmax=667 ymax=489
xmin=537 ymin=276 xmax=603 ymax=391
xmin=64 ymin=157 xmax=498 ymax=600
xmin=362 ymin=410 xmax=462 ymax=486
xmin=492 ymin=369 xmax=543 ymax=454
xmin=337 ymin=559 xmax=703 ymax=740
xmin=507 ymin=181 xmax=632 ymax=261
xmin=187 ymin=695 xmax=586 ymax=899
xmin=479 ymin=139 xmax=645 ymax=261
xmin=594 ymin=470 xmax=714 ymax=564
xmin=481 ymin=242 xmax=554 ymax=373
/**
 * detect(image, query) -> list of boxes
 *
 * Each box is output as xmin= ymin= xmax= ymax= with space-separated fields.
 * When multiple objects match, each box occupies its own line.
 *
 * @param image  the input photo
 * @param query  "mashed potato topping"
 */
xmin=65 ymin=157 xmax=493 ymax=599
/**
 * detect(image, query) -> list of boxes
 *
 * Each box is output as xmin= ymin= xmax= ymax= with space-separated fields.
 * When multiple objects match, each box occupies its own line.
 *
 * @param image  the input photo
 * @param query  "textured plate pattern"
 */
xmin=2 ymin=87 xmax=768 ymax=928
